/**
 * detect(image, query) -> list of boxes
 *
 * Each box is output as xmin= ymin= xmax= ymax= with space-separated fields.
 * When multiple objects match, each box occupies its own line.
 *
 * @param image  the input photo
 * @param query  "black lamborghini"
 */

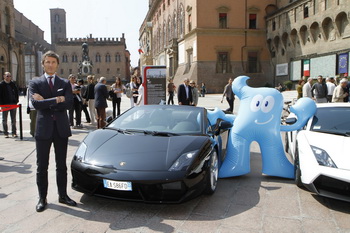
xmin=71 ymin=105 xmax=232 ymax=203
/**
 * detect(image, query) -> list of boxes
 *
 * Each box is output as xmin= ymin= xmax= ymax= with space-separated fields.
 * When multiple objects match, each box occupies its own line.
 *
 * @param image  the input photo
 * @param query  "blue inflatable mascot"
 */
xmin=214 ymin=76 xmax=316 ymax=179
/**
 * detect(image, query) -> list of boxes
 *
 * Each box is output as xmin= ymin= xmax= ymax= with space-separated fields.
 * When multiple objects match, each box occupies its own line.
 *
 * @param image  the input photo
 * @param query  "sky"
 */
xmin=13 ymin=0 xmax=149 ymax=67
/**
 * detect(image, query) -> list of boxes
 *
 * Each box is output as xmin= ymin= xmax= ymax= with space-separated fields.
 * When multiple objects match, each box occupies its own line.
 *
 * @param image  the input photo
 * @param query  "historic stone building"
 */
xmin=15 ymin=9 xmax=51 ymax=87
xmin=266 ymin=0 xmax=350 ymax=84
xmin=139 ymin=0 xmax=277 ymax=93
xmin=50 ymin=8 xmax=131 ymax=84
xmin=0 ymin=0 xmax=25 ymax=87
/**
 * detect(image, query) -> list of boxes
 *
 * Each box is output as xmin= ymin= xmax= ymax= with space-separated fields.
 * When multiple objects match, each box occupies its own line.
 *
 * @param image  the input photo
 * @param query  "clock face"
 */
xmin=339 ymin=56 xmax=347 ymax=68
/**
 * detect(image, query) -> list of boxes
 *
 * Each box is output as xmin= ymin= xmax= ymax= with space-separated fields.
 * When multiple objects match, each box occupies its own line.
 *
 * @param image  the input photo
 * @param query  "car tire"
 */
xmin=294 ymin=145 xmax=303 ymax=188
xmin=204 ymin=150 xmax=219 ymax=195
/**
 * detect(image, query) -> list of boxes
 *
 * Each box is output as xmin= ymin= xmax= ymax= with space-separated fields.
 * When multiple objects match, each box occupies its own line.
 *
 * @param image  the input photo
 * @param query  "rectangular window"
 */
xmin=303 ymin=6 xmax=309 ymax=18
xmin=97 ymin=68 xmax=100 ymax=74
xmin=216 ymin=52 xmax=230 ymax=73
xmin=249 ymin=14 xmax=257 ymax=29
xmin=219 ymin=13 xmax=227 ymax=29
xmin=169 ymin=57 xmax=174 ymax=77
xmin=185 ymin=50 xmax=193 ymax=74
xmin=69 ymin=69 xmax=72 ymax=74
xmin=247 ymin=52 xmax=259 ymax=73
xmin=188 ymin=14 xmax=192 ymax=31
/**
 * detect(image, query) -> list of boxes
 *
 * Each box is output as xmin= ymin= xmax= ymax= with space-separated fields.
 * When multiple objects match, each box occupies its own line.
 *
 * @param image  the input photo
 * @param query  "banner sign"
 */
xmin=338 ymin=53 xmax=348 ymax=74
xmin=142 ymin=66 xmax=167 ymax=105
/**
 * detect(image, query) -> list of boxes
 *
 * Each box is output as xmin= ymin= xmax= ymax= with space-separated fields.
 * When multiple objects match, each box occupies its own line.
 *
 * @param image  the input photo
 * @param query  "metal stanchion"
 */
xmin=19 ymin=104 xmax=23 ymax=140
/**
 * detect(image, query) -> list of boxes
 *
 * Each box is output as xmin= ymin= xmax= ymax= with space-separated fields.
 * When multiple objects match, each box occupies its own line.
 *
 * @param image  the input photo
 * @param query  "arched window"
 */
xmin=115 ymin=53 xmax=121 ymax=62
xmin=55 ymin=14 xmax=60 ymax=23
xmin=179 ymin=5 xmax=184 ymax=38
xmin=173 ymin=13 xmax=177 ymax=38
xmin=105 ymin=53 xmax=111 ymax=62
xmin=72 ymin=54 xmax=78 ymax=62
xmin=62 ymin=54 xmax=68 ymax=63
xmin=95 ymin=53 xmax=101 ymax=62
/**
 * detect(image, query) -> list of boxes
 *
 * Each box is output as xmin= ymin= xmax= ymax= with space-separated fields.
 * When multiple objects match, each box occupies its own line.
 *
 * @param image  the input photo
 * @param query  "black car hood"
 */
xmin=83 ymin=129 xmax=209 ymax=171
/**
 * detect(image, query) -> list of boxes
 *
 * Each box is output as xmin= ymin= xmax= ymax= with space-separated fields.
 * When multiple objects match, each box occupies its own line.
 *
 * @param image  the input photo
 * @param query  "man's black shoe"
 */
xmin=36 ymin=198 xmax=47 ymax=212
xmin=58 ymin=195 xmax=77 ymax=206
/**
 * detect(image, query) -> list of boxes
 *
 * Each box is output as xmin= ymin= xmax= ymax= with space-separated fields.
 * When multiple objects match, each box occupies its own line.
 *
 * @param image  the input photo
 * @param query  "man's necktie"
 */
xmin=49 ymin=76 xmax=54 ymax=90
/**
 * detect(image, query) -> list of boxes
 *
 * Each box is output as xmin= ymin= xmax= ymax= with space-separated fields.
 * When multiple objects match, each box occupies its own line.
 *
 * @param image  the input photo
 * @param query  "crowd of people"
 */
xmin=297 ymin=75 xmax=350 ymax=103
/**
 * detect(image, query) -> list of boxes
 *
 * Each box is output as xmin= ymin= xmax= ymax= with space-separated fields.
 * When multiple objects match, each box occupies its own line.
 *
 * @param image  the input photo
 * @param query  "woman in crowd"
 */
xmin=129 ymin=76 xmax=138 ymax=107
xmin=110 ymin=77 xmax=125 ymax=118
xmin=297 ymin=79 xmax=305 ymax=99
xmin=190 ymin=80 xmax=199 ymax=106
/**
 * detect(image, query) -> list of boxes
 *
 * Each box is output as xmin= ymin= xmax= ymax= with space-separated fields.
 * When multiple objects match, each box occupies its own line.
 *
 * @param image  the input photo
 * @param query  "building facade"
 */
xmin=0 ymin=0 xmax=24 ymax=87
xmin=55 ymin=34 xmax=131 ymax=84
xmin=51 ymin=8 xmax=131 ymax=84
xmin=266 ymin=0 xmax=350 ymax=84
xmin=140 ymin=0 xmax=277 ymax=93
xmin=15 ymin=9 xmax=51 ymax=87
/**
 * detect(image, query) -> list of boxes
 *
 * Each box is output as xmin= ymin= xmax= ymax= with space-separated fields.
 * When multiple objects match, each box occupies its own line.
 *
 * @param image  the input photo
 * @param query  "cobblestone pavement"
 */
xmin=0 ymin=91 xmax=349 ymax=233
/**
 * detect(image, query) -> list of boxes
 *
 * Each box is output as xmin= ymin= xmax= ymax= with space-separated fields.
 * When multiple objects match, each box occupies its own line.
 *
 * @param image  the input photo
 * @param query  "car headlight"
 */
xmin=74 ymin=142 xmax=87 ymax=162
xmin=311 ymin=146 xmax=337 ymax=168
xmin=169 ymin=150 xmax=198 ymax=171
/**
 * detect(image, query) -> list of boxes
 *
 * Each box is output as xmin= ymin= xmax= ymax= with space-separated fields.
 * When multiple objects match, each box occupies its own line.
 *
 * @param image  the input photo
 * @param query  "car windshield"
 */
xmin=107 ymin=105 xmax=204 ymax=135
xmin=310 ymin=106 xmax=350 ymax=136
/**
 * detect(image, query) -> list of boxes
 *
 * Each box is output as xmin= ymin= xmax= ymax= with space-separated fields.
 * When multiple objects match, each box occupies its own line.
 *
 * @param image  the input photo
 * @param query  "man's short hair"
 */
xmin=42 ymin=50 xmax=60 ymax=65
xmin=307 ymin=77 xmax=313 ymax=81
xmin=340 ymin=78 xmax=348 ymax=84
xmin=99 ymin=77 xmax=106 ymax=83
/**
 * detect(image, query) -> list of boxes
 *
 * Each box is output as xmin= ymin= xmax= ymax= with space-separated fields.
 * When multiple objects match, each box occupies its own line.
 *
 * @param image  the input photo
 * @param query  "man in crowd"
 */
xmin=177 ymin=78 xmax=192 ymax=105
xmin=68 ymin=74 xmax=83 ymax=129
xmin=0 ymin=72 xmax=19 ymax=138
xmin=221 ymin=78 xmax=235 ymax=112
xmin=326 ymin=77 xmax=336 ymax=102
xmin=302 ymin=77 xmax=313 ymax=98
xmin=332 ymin=78 xmax=349 ymax=102
xmin=311 ymin=75 xmax=327 ymax=103
xmin=94 ymin=77 xmax=109 ymax=129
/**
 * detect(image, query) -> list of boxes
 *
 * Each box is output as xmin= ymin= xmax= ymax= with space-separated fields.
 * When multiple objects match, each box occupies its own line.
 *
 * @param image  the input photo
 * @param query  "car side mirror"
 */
xmin=214 ymin=120 xmax=233 ymax=135
xmin=285 ymin=117 xmax=297 ymax=125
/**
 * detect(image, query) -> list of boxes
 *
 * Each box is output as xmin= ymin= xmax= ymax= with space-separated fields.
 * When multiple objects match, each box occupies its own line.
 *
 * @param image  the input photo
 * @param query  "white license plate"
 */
xmin=103 ymin=179 xmax=132 ymax=191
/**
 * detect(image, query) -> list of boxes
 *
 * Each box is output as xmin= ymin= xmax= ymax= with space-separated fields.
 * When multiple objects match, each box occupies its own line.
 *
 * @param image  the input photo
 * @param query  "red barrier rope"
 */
xmin=0 ymin=105 xmax=20 ymax=112
xmin=0 ymin=104 xmax=23 ymax=140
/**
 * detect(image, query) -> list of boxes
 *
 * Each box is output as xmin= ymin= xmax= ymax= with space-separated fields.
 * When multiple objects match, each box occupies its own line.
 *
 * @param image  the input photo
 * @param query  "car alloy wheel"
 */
xmin=204 ymin=150 xmax=218 ymax=194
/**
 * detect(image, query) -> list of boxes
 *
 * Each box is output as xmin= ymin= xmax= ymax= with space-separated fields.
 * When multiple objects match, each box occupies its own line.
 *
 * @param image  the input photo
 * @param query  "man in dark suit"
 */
xmin=177 ymin=78 xmax=193 ymax=105
xmin=29 ymin=51 xmax=76 ymax=212
xmin=94 ymin=77 xmax=109 ymax=129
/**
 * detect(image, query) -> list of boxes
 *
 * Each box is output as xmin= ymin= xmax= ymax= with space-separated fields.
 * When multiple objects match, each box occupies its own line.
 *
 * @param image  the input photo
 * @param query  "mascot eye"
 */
xmin=250 ymin=95 xmax=264 ymax=112
xmin=261 ymin=96 xmax=275 ymax=113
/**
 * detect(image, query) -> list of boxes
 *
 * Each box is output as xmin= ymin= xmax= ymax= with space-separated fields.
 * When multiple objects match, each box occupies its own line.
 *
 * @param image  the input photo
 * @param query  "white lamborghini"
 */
xmin=285 ymin=103 xmax=350 ymax=202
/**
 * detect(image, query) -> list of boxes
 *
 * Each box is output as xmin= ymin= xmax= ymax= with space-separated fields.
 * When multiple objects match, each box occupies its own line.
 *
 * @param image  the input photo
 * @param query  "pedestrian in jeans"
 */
xmin=110 ymin=77 xmax=125 ymax=118
xmin=0 ymin=72 xmax=19 ymax=138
